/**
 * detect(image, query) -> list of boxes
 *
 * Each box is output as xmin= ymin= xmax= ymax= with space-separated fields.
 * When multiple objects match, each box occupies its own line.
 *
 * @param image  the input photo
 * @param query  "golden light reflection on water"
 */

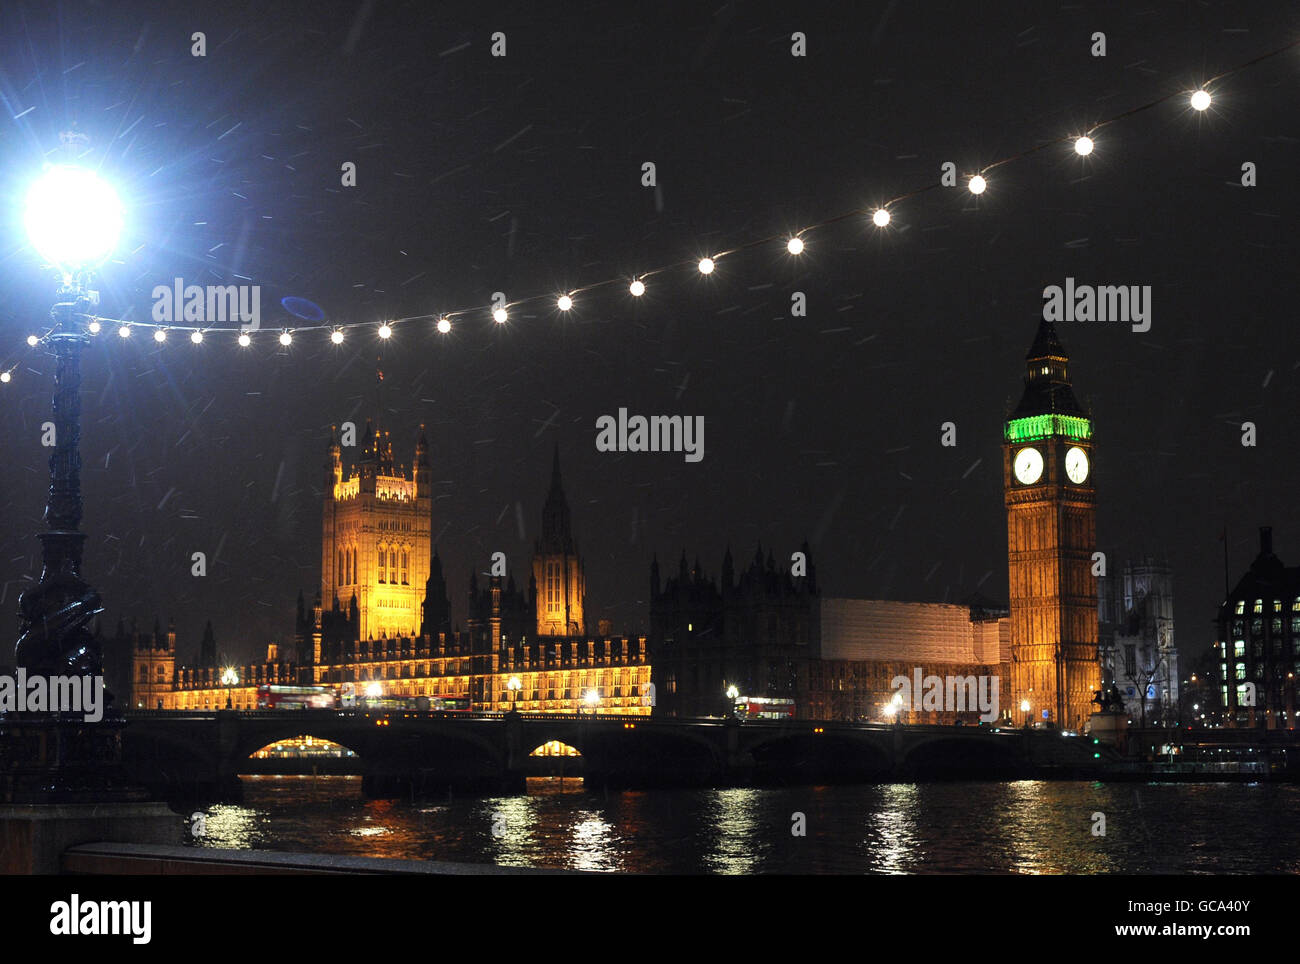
xmin=194 ymin=775 xmax=1300 ymax=873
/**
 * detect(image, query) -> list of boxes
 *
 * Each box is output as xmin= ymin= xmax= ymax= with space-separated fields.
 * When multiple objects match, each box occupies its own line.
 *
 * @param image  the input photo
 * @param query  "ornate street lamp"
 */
xmin=1020 ymin=698 xmax=1032 ymax=728
xmin=507 ymin=675 xmax=522 ymax=712
xmin=4 ymin=158 xmax=133 ymax=803
xmin=15 ymin=164 xmax=123 ymax=680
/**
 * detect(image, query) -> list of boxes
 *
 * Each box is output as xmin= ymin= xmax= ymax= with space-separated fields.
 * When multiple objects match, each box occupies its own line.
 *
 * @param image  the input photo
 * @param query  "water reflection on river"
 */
xmin=195 ymin=775 xmax=1300 ymax=873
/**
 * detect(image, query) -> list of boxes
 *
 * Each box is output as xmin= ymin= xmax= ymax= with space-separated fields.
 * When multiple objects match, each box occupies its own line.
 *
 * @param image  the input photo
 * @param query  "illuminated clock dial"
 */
xmin=1065 ymin=446 xmax=1090 ymax=484
xmin=1013 ymin=447 xmax=1044 ymax=485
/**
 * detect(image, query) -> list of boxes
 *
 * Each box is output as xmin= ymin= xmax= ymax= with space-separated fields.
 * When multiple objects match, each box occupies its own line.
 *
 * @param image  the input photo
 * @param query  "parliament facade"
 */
xmin=123 ymin=319 xmax=1105 ymax=730
xmin=125 ymin=425 xmax=651 ymax=715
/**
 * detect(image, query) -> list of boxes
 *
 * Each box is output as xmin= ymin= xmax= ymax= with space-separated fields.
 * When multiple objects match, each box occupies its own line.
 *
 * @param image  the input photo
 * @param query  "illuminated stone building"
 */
xmin=128 ymin=618 xmax=176 ymax=711
xmin=1214 ymin=527 xmax=1300 ymax=728
xmin=649 ymin=550 xmax=1011 ymax=722
xmin=1002 ymin=319 xmax=1101 ymax=731
xmin=320 ymin=418 xmax=431 ymax=643
xmin=128 ymin=432 xmax=651 ymax=715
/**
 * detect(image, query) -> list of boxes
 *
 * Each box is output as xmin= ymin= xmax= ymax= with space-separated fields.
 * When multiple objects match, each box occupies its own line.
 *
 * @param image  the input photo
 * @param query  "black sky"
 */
xmin=1 ymin=0 xmax=1297 ymax=666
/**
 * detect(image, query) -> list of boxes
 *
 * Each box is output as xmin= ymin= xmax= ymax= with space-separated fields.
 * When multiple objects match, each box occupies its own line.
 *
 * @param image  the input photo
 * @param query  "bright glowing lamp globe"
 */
xmin=24 ymin=165 xmax=123 ymax=270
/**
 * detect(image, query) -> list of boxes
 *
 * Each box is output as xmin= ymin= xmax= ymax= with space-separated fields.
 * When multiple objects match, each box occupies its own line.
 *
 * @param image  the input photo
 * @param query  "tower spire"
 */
xmin=1013 ymin=319 xmax=1084 ymax=418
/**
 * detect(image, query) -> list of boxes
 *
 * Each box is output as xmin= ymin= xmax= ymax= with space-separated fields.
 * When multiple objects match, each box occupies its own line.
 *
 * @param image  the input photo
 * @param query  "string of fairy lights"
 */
xmin=4 ymin=34 xmax=1300 ymax=386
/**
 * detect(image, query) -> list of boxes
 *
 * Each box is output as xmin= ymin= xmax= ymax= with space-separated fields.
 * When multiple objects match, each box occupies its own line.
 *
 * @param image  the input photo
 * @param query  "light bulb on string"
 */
xmin=238 ymin=333 xmax=252 ymax=347
xmin=378 ymin=323 xmax=392 ymax=339
xmin=557 ymin=294 xmax=573 ymax=312
xmin=88 ymin=320 xmax=101 ymax=335
xmin=26 ymin=335 xmax=38 ymax=347
xmin=698 ymin=257 xmax=715 ymax=274
xmin=1190 ymin=89 xmax=1211 ymax=111
xmin=279 ymin=330 xmax=293 ymax=346
xmin=0 ymin=372 xmax=9 ymax=384
xmin=493 ymin=307 xmax=508 ymax=324
xmin=154 ymin=329 xmax=167 ymax=343
xmin=436 ymin=317 xmax=451 ymax=334
xmin=190 ymin=330 xmax=203 ymax=344
xmin=968 ymin=175 xmax=987 ymax=195
xmin=1074 ymin=136 xmax=1094 ymax=156
xmin=629 ymin=279 xmax=645 ymax=297
xmin=872 ymin=208 xmax=891 ymax=227
xmin=331 ymin=329 xmax=345 ymax=344
xmin=786 ymin=237 xmax=804 ymax=255
xmin=118 ymin=325 xmax=131 ymax=338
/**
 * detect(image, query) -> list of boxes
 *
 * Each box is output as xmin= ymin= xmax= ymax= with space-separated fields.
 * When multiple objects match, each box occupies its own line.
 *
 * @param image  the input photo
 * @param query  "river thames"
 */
xmin=192 ymin=776 xmax=1300 ymax=873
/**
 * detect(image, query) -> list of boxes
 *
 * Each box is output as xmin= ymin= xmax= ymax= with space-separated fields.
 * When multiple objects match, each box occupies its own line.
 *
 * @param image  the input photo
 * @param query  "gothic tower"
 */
xmin=320 ymin=419 xmax=432 ymax=641
xmin=130 ymin=616 xmax=176 ymax=710
xmin=1003 ymin=319 xmax=1100 ymax=730
xmin=533 ymin=445 xmax=586 ymax=636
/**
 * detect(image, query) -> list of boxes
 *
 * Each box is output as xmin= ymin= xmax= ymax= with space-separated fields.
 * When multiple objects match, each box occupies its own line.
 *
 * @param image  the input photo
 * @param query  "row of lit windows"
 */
xmin=1234 ymin=597 xmax=1300 ymax=615
xmin=501 ymin=685 xmax=644 ymax=702
xmin=1222 ymin=639 xmax=1300 ymax=657
xmin=1230 ymin=618 xmax=1300 ymax=637
xmin=1221 ymin=661 xmax=1300 ymax=680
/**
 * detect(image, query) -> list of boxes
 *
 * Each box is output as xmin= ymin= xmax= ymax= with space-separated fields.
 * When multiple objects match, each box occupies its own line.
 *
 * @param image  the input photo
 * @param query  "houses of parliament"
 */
xmin=125 ymin=421 xmax=653 ymax=715
xmin=119 ymin=319 xmax=1107 ymax=732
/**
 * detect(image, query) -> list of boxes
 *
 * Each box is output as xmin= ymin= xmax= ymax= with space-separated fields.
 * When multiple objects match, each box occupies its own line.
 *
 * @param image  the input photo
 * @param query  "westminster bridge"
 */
xmin=120 ymin=709 xmax=1119 ymax=800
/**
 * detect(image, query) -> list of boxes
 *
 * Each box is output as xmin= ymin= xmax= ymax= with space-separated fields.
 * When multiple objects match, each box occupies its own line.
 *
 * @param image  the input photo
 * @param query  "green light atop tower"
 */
xmin=1004 ymin=414 xmax=1092 ymax=443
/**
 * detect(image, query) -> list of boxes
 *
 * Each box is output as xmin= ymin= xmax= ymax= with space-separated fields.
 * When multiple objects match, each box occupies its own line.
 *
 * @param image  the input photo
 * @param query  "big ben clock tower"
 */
xmin=1003 ymin=319 xmax=1100 ymax=730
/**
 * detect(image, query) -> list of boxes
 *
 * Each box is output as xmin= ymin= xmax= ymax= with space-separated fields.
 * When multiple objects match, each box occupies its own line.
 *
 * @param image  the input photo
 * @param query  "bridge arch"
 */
xmin=745 ymin=730 xmax=893 ymax=782
xmin=900 ymin=734 xmax=1022 ymax=776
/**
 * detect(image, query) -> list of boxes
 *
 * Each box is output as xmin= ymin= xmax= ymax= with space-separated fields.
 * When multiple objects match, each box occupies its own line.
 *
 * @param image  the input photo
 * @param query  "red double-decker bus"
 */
xmin=256 ymin=684 xmax=337 ymax=709
xmin=734 ymin=696 xmax=796 ymax=720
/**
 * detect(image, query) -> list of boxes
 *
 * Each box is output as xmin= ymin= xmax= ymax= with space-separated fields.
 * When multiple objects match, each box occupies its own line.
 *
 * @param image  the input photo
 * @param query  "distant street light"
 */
xmin=584 ymin=689 xmax=600 ymax=714
xmin=1020 ymin=698 xmax=1032 ymax=727
xmin=221 ymin=667 xmax=239 ymax=709
xmin=508 ymin=675 xmax=522 ymax=712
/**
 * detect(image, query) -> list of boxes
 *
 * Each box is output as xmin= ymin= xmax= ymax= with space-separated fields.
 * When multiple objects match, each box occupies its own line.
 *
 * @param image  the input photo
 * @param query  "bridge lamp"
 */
xmin=725 ymin=685 xmax=739 ymax=701
xmin=1019 ymin=698 xmax=1032 ymax=726
xmin=584 ymin=688 xmax=600 ymax=711
xmin=507 ymin=675 xmax=522 ymax=710
xmin=221 ymin=667 xmax=239 ymax=709
xmin=365 ymin=682 xmax=383 ymax=699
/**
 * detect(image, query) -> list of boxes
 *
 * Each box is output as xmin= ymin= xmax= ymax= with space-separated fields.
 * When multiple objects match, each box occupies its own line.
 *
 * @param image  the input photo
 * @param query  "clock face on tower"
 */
xmin=1013 ymin=447 xmax=1044 ymax=485
xmin=1065 ymin=446 xmax=1089 ymax=484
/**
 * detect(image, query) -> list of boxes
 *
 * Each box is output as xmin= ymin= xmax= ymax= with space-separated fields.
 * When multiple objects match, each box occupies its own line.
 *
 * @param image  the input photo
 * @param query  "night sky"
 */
xmin=1 ymin=1 xmax=1297 ymax=667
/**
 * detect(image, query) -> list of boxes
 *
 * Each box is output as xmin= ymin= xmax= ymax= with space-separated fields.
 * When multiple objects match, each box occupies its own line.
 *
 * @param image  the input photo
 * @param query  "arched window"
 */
xmin=378 ymin=545 xmax=386 ymax=583
xmin=547 ymin=562 xmax=561 ymax=614
xmin=337 ymin=550 xmax=344 ymax=586
xmin=139 ymin=665 xmax=148 ymax=682
xmin=388 ymin=548 xmax=397 ymax=584
xmin=401 ymin=549 xmax=409 ymax=585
